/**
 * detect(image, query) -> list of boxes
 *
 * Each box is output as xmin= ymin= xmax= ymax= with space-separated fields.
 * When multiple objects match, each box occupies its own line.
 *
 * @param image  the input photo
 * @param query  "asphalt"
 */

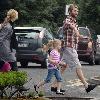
xmin=19 ymin=63 xmax=100 ymax=100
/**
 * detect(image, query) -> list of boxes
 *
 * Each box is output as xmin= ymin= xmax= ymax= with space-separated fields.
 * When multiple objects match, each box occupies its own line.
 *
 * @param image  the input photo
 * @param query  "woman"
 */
xmin=0 ymin=9 xmax=18 ymax=71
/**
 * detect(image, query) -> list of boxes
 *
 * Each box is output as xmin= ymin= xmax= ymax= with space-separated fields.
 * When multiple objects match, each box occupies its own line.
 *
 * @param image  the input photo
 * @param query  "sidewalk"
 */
xmin=44 ymin=76 xmax=100 ymax=100
xmin=21 ymin=65 xmax=100 ymax=100
xmin=44 ymin=87 xmax=99 ymax=100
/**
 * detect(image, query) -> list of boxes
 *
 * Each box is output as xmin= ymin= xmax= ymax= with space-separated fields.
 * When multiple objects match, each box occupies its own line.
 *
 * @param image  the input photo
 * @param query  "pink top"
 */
xmin=48 ymin=49 xmax=60 ymax=69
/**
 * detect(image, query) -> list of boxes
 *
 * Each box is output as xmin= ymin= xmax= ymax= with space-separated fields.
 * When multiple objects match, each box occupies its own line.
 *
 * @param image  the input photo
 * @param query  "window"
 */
xmin=44 ymin=30 xmax=53 ymax=40
xmin=15 ymin=29 xmax=40 ymax=39
xmin=79 ymin=28 xmax=90 ymax=37
xmin=42 ymin=30 xmax=53 ymax=45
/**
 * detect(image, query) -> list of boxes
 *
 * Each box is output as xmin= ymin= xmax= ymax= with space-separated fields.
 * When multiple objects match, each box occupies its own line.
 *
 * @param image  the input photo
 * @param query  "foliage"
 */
xmin=38 ymin=91 xmax=44 ymax=97
xmin=0 ymin=71 xmax=27 ymax=87
xmin=0 ymin=0 xmax=100 ymax=34
xmin=27 ymin=91 xmax=44 ymax=98
xmin=78 ymin=0 xmax=100 ymax=34
xmin=27 ymin=92 xmax=36 ymax=98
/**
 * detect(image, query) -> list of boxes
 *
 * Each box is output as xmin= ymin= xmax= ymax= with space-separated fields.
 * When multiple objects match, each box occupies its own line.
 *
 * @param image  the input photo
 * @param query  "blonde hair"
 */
xmin=43 ymin=39 xmax=61 ymax=52
xmin=53 ymin=39 xmax=61 ymax=48
xmin=43 ymin=40 xmax=53 ymax=52
xmin=68 ymin=4 xmax=78 ymax=14
xmin=7 ymin=9 xmax=18 ymax=22
xmin=47 ymin=40 xmax=54 ymax=48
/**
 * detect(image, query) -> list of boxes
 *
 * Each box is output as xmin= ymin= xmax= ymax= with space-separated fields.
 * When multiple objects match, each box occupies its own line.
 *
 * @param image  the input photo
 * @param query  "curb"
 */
xmin=46 ymin=96 xmax=93 ymax=100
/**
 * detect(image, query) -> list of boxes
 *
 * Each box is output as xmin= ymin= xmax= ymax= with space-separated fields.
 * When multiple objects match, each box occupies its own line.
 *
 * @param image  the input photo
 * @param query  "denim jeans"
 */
xmin=44 ymin=68 xmax=62 ymax=83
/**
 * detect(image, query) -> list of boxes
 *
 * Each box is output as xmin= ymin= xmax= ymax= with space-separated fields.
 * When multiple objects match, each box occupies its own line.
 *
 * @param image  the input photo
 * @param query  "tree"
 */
xmin=0 ymin=0 xmax=100 ymax=34
xmin=78 ymin=0 xmax=100 ymax=34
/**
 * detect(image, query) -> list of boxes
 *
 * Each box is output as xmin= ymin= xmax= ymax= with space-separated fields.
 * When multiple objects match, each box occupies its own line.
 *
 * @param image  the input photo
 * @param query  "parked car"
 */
xmin=77 ymin=27 xmax=96 ymax=65
xmin=14 ymin=27 xmax=53 ymax=68
xmin=95 ymin=35 xmax=100 ymax=65
xmin=56 ymin=27 xmax=66 ymax=48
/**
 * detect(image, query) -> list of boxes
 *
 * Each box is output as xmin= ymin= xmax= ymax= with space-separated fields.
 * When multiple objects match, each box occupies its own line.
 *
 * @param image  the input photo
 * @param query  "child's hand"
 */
xmin=59 ymin=61 xmax=66 ymax=67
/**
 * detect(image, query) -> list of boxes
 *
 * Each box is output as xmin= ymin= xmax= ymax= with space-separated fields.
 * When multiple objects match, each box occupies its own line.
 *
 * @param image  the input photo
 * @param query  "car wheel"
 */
xmin=41 ymin=60 xmax=47 ymax=68
xmin=20 ymin=60 xmax=28 ymax=67
xmin=88 ymin=52 xmax=95 ymax=65
xmin=95 ymin=60 xmax=100 ymax=65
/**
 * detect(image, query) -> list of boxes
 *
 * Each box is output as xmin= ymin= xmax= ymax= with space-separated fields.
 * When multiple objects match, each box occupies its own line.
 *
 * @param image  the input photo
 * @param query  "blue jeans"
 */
xmin=44 ymin=68 xmax=62 ymax=83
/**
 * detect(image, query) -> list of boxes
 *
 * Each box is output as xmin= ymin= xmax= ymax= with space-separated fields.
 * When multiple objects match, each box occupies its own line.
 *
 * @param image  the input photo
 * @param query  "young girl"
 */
xmin=34 ymin=39 xmax=66 ymax=95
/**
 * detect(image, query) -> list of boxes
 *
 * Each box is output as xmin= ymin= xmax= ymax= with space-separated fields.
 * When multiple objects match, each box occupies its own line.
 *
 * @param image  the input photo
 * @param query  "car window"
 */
xmin=79 ymin=28 xmax=90 ymax=37
xmin=44 ymin=30 xmax=53 ymax=40
xmin=42 ymin=30 xmax=53 ymax=45
xmin=57 ymin=27 xmax=63 ymax=34
xmin=57 ymin=27 xmax=65 ymax=39
xmin=97 ymin=35 xmax=100 ymax=43
xmin=15 ymin=29 xmax=40 ymax=39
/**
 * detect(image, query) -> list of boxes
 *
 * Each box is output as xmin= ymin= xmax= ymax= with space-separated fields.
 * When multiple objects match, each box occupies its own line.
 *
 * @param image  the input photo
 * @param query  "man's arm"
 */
xmin=74 ymin=27 xmax=83 ymax=38
xmin=63 ymin=18 xmax=70 ymax=31
xmin=69 ymin=23 xmax=83 ymax=38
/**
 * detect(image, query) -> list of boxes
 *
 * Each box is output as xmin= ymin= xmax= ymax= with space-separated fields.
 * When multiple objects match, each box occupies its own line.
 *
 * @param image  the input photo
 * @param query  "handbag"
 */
xmin=1 ymin=62 xmax=11 ymax=72
xmin=10 ymin=22 xmax=18 ymax=51
xmin=0 ymin=58 xmax=11 ymax=72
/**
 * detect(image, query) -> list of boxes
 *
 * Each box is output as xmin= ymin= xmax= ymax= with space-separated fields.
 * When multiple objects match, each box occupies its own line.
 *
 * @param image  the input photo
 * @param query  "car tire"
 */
xmin=20 ymin=60 xmax=28 ymax=67
xmin=95 ymin=60 xmax=100 ymax=65
xmin=88 ymin=52 xmax=95 ymax=65
xmin=41 ymin=60 xmax=47 ymax=68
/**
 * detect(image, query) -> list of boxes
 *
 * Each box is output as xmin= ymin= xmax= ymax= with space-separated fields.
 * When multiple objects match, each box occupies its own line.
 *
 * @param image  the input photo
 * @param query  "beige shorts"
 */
xmin=61 ymin=47 xmax=82 ymax=69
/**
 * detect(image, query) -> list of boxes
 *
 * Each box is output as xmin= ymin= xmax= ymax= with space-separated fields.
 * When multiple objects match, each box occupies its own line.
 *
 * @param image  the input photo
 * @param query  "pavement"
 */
xmin=18 ymin=63 xmax=100 ymax=100
xmin=44 ymin=77 xmax=100 ymax=100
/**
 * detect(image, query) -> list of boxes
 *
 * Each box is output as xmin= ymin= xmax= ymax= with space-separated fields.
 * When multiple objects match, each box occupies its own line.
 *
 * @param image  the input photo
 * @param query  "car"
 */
xmin=95 ymin=35 xmax=100 ymax=65
xmin=56 ymin=27 xmax=66 ymax=48
xmin=77 ymin=27 xmax=96 ymax=65
xmin=14 ymin=27 xmax=53 ymax=68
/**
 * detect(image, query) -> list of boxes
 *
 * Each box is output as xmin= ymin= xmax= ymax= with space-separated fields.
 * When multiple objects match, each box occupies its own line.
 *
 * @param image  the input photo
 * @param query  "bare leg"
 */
xmin=76 ymin=68 xmax=88 ymax=88
xmin=57 ymin=82 xmax=61 ymax=91
xmin=51 ymin=65 xmax=67 ymax=88
xmin=34 ymin=81 xmax=46 ymax=93
xmin=37 ymin=81 xmax=46 ymax=88
xmin=55 ymin=82 xmax=64 ymax=94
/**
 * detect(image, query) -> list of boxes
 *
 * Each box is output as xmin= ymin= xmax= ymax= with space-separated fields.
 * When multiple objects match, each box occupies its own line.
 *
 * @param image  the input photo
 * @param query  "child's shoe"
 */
xmin=56 ymin=91 xmax=64 ymax=95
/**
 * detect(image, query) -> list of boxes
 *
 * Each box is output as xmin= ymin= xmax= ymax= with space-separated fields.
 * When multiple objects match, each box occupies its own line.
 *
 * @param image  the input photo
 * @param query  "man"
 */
xmin=51 ymin=4 xmax=97 ymax=93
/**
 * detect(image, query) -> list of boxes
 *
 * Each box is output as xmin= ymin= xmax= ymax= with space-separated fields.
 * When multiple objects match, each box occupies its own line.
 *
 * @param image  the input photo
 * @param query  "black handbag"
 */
xmin=10 ymin=22 xmax=18 ymax=51
xmin=10 ymin=30 xmax=18 ymax=51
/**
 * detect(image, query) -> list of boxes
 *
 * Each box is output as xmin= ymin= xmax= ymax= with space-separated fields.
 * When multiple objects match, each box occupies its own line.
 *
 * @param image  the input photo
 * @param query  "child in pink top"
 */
xmin=34 ymin=39 xmax=66 ymax=95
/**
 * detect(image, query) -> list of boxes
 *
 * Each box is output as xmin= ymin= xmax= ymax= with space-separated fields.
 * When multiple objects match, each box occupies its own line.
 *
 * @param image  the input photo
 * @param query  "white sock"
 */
xmin=57 ymin=89 xmax=60 ymax=92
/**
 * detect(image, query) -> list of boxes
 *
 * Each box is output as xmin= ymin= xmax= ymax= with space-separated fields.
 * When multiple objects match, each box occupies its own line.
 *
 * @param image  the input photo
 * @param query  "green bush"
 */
xmin=0 ymin=71 xmax=28 ymax=88
xmin=38 ymin=91 xmax=44 ymax=97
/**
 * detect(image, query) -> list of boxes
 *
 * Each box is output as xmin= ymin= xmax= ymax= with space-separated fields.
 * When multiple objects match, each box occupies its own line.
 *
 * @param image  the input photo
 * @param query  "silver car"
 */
xmin=15 ymin=27 xmax=53 ymax=68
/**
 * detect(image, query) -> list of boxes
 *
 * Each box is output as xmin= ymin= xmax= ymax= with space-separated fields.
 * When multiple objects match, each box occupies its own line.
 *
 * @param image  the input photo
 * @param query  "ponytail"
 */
xmin=42 ymin=40 xmax=53 ymax=52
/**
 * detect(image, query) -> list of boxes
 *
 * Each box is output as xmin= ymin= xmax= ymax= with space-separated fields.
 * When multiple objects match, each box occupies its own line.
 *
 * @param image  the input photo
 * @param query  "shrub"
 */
xmin=0 ymin=71 xmax=27 ymax=88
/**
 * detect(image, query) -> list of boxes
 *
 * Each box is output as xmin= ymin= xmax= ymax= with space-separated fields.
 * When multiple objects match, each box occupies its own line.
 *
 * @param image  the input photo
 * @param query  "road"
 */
xmin=18 ymin=62 xmax=100 ymax=99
